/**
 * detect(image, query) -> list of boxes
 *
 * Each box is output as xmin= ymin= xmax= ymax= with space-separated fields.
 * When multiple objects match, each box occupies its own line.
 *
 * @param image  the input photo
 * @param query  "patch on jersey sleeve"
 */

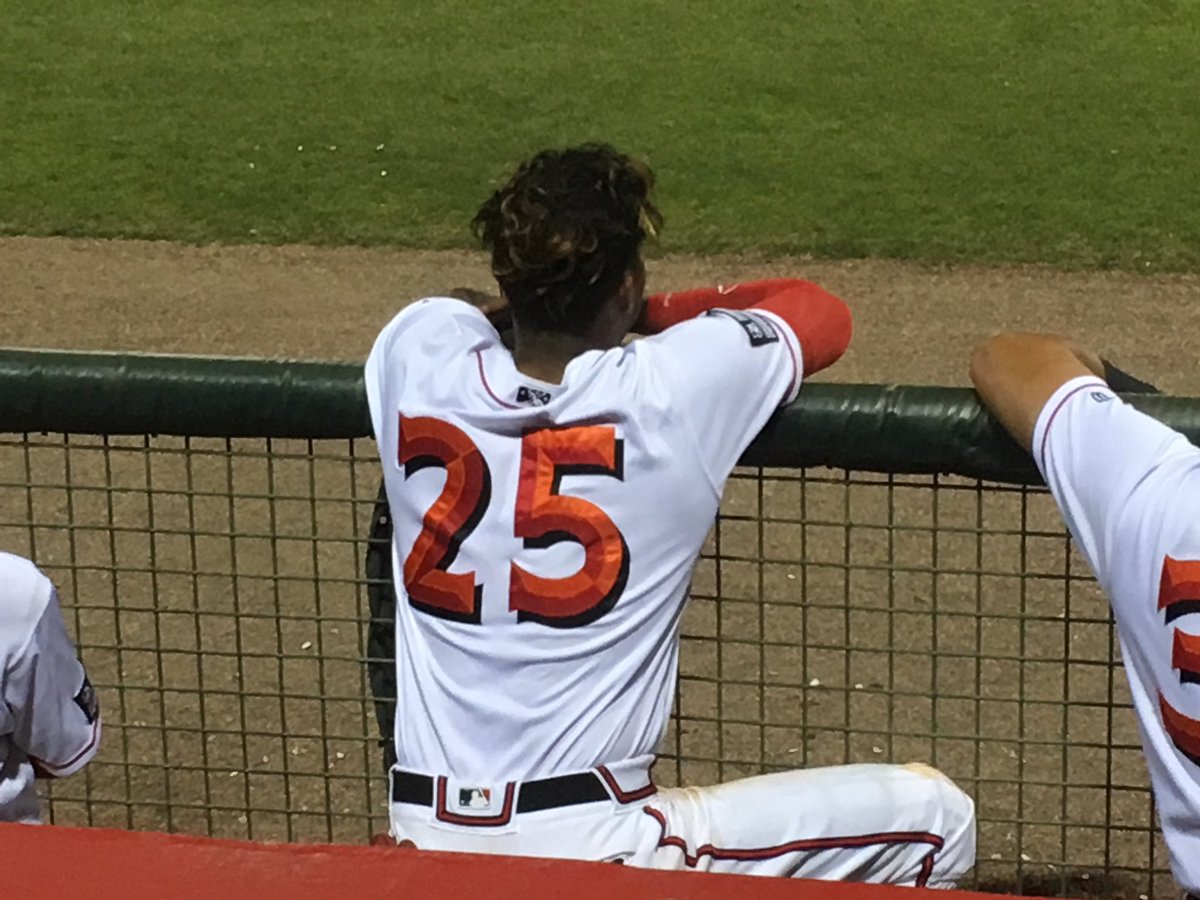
xmin=74 ymin=675 xmax=99 ymax=724
xmin=705 ymin=308 xmax=779 ymax=347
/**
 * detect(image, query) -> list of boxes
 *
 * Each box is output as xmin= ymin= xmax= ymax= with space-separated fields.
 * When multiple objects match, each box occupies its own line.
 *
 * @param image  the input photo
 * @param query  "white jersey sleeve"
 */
xmin=2 ymin=556 xmax=101 ymax=778
xmin=645 ymin=308 xmax=802 ymax=486
xmin=9 ymin=599 xmax=101 ymax=778
xmin=1033 ymin=376 xmax=1200 ymax=892
xmin=1032 ymin=377 xmax=1186 ymax=579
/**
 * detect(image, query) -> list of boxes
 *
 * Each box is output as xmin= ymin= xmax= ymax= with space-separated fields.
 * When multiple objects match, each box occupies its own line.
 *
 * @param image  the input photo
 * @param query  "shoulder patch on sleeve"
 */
xmin=705 ymin=309 xmax=779 ymax=347
xmin=74 ymin=675 xmax=99 ymax=724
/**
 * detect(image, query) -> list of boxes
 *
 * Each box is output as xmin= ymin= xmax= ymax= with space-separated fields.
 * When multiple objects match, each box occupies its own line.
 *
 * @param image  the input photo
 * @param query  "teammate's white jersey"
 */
xmin=1034 ymin=376 xmax=1200 ymax=892
xmin=365 ymin=297 xmax=801 ymax=783
xmin=0 ymin=553 xmax=101 ymax=823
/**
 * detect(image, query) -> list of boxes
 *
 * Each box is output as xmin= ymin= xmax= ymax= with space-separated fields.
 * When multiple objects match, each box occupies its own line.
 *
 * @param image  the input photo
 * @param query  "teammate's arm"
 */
xmin=10 ymin=593 xmax=101 ymax=779
xmin=969 ymin=332 xmax=1106 ymax=450
xmin=636 ymin=278 xmax=852 ymax=377
xmin=970 ymin=330 xmax=1178 ymax=584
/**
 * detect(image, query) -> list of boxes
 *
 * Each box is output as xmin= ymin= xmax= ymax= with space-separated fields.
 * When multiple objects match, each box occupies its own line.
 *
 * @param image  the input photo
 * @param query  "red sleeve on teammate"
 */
xmin=638 ymin=278 xmax=852 ymax=376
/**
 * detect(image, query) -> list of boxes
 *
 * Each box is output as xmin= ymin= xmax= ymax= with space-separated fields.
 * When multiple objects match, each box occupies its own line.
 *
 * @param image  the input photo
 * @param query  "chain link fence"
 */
xmin=0 ymin=354 xmax=1187 ymax=898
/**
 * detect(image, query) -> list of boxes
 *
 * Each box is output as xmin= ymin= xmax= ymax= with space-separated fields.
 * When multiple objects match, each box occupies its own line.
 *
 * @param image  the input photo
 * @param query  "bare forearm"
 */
xmin=970 ymin=332 xmax=1099 ymax=451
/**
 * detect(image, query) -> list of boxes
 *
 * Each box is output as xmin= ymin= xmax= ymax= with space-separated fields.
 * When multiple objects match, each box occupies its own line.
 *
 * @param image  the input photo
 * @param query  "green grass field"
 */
xmin=2 ymin=0 xmax=1198 ymax=268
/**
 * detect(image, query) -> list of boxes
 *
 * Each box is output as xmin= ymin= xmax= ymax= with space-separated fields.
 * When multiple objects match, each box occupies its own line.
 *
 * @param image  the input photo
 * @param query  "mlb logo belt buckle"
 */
xmin=435 ymin=777 xmax=515 ymax=826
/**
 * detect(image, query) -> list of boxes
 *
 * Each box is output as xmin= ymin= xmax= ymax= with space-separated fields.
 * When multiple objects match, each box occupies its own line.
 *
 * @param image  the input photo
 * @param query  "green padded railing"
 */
xmin=2 ymin=347 xmax=1197 ymax=484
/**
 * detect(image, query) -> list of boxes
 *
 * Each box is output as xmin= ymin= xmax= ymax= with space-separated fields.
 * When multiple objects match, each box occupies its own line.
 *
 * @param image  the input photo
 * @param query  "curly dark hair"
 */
xmin=472 ymin=143 xmax=663 ymax=338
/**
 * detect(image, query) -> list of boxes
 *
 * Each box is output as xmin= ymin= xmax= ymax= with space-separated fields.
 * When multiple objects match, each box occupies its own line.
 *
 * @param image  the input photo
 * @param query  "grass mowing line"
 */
xmin=1 ymin=0 xmax=1198 ymax=269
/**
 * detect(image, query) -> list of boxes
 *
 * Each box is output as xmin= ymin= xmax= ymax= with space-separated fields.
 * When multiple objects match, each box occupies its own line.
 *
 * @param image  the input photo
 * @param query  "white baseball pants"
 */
xmin=389 ymin=762 xmax=976 ymax=888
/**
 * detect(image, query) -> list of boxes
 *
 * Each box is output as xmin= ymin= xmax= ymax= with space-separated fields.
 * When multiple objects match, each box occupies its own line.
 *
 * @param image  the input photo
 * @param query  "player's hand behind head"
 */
xmin=448 ymin=287 xmax=513 ymax=333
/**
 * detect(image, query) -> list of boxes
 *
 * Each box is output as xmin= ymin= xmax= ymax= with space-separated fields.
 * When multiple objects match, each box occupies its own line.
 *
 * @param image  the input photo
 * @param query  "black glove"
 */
xmin=1102 ymin=359 xmax=1160 ymax=394
xmin=365 ymin=480 xmax=398 ymax=773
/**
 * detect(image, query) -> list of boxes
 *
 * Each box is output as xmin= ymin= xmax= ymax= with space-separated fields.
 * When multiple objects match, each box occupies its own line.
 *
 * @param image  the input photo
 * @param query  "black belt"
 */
xmin=392 ymin=769 xmax=611 ymax=814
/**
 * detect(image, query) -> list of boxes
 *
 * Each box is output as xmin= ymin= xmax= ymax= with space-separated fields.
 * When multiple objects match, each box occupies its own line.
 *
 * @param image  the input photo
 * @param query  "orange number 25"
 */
xmin=397 ymin=416 xmax=628 ymax=628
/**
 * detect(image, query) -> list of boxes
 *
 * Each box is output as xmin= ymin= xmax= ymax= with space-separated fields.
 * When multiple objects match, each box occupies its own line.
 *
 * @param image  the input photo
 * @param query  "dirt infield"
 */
xmin=3 ymin=237 xmax=1199 ymax=897
xmin=4 ymin=236 xmax=1198 ymax=390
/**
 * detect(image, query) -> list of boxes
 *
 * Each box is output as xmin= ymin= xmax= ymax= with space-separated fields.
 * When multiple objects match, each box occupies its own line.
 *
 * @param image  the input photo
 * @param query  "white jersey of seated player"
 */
xmin=1033 ymin=377 xmax=1200 ymax=894
xmin=365 ymin=297 xmax=975 ymax=885
xmin=0 ymin=552 xmax=101 ymax=823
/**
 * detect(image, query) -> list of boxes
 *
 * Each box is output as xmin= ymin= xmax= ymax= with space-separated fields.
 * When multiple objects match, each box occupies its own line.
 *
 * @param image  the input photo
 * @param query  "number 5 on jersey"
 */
xmin=397 ymin=416 xmax=629 ymax=628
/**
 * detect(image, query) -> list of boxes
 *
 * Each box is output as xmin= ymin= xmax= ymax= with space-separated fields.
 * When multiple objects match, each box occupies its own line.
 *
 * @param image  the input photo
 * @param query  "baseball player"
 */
xmin=364 ymin=144 xmax=975 ymax=885
xmin=971 ymin=332 xmax=1199 ymax=897
xmin=1 ymin=552 xmax=101 ymax=823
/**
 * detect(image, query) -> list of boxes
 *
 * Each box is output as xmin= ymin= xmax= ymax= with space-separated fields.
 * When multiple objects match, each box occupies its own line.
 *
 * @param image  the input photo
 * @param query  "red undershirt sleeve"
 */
xmin=638 ymin=278 xmax=852 ymax=376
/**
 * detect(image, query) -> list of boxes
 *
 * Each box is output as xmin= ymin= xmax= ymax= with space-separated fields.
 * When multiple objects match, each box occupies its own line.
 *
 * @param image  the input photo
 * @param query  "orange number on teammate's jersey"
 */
xmin=398 ymin=418 xmax=628 ymax=627
xmin=510 ymin=427 xmax=630 ymax=627
xmin=1156 ymin=555 xmax=1200 ymax=765
xmin=398 ymin=416 xmax=491 ymax=623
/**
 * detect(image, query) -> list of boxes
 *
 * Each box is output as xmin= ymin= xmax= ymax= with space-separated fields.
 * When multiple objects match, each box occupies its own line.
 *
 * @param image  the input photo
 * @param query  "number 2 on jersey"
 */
xmin=398 ymin=416 xmax=629 ymax=628
xmin=398 ymin=416 xmax=491 ymax=623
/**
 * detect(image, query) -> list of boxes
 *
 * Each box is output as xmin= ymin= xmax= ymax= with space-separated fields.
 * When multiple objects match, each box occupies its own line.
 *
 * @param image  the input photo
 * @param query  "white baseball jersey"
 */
xmin=1034 ymin=376 xmax=1200 ymax=892
xmin=365 ymin=297 xmax=801 ymax=783
xmin=0 ymin=553 xmax=101 ymax=823
xmin=367 ymin=297 xmax=976 ymax=886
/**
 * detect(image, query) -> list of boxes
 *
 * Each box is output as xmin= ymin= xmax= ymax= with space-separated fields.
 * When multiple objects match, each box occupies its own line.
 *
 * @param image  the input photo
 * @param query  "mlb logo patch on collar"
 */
xmin=516 ymin=385 xmax=552 ymax=407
